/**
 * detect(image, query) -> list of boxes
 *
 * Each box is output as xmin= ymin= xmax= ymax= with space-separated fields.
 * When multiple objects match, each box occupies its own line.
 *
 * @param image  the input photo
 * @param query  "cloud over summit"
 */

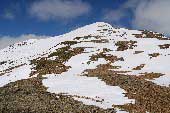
xmin=103 ymin=0 xmax=170 ymax=35
xmin=133 ymin=0 xmax=170 ymax=35
xmin=29 ymin=0 xmax=91 ymax=21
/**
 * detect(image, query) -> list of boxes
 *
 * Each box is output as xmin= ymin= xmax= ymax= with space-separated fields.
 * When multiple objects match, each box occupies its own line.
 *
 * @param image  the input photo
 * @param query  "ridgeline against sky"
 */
xmin=0 ymin=0 xmax=170 ymax=48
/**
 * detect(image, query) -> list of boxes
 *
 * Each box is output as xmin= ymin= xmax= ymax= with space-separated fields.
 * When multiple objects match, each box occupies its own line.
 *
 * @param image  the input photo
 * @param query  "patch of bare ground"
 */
xmin=115 ymin=40 xmax=137 ymax=51
xmin=0 ymin=61 xmax=7 ymax=65
xmin=132 ymin=64 xmax=145 ymax=70
xmin=17 ymin=41 xmax=28 ymax=46
xmin=73 ymin=35 xmax=111 ymax=44
xmin=148 ymin=53 xmax=160 ymax=58
xmin=139 ymin=72 xmax=164 ymax=80
xmin=74 ymin=35 xmax=101 ymax=40
xmin=0 ymin=77 xmax=115 ymax=113
xmin=80 ymin=39 xmax=109 ymax=43
xmin=88 ymin=49 xmax=124 ymax=64
xmin=133 ymin=30 xmax=167 ymax=40
xmin=85 ymin=64 xmax=128 ymax=76
xmin=159 ymin=44 xmax=170 ymax=49
xmin=134 ymin=51 xmax=144 ymax=54
xmin=60 ymin=41 xmax=78 ymax=46
xmin=83 ymin=63 xmax=170 ymax=113
xmin=30 ymin=58 xmax=70 ymax=76
xmin=30 ymin=46 xmax=85 ymax=77
xmin=103 ymin=48 xmax=113 ymax=52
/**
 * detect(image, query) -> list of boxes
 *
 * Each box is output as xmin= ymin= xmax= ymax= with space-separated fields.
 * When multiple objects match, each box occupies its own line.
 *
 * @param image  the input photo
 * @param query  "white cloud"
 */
xmin=102 ymin=0 xmax=137 ymax=27
xmin=29 ymin=0 xmax=91 ymax=21
xmin=102 ymin=0 xmax=170 ymax=35
xmin=133 ymin=0 xmax=170 ymax=35
xmin=0 ymin=34 xmax=47 ymax=49
xmin=102 ymin=9 xmax=125 ymax=23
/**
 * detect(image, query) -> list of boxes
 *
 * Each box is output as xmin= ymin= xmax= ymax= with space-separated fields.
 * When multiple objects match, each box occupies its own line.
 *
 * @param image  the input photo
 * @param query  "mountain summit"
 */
xmin=0 ymin=22 xmax=170 ymax=113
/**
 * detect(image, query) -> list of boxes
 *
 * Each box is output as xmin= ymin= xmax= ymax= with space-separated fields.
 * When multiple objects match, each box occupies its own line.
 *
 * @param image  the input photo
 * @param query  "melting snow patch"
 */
xmin=43 ymin=74 xmax=134 ymax=109
xmin=0 ymin=64 xmax=32 ymax=87
xmin=147 ymin=74 xmax=170 ymax=87
xmin=116 ymin=108 xmax=129 ymax=113
xmin=43 ymin=52 xmax=134 ymax=109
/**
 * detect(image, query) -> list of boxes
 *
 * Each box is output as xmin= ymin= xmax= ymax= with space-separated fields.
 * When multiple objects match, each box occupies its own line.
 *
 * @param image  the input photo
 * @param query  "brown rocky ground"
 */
xmin=133 ymin=51 xmax=144 ymax=54
xmin=148 ymin=53 xmax=160 ymax=58
xmin=115 ymin=40 xmax=137 ymax=51
xmin=1 ymin=33 xmax=170 ymax=113
xmin=30 ymin=46 xmax=85 ymax=77
xmin=84 ymin=63 xmax=170 ymax=113
xmin=159 ymin=44 xmax=170 ymax=49
xmin=132 ymin=64 xmax=145 ymax=70
xmin=0 ymin=77 xmax=116 ymax=113
xmin=133 ymin=30 xmax=166 ymax=40
xmin=139 ymin=72 xmax=164 ymax=80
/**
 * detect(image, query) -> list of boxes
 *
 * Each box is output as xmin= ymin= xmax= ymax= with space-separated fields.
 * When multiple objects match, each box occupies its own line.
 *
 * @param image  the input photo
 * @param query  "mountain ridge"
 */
xmin=0 ymin=22 xmax=170 ymax=113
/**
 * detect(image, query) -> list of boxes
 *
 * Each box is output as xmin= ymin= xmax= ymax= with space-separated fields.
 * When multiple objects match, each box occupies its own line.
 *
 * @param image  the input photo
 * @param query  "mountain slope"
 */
xmin=0 ymin=22 xmax=170 ymax=113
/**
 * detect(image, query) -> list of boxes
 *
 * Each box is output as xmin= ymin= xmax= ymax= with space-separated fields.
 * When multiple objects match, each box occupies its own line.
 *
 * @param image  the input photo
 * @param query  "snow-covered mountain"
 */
xmin=0 ymin=22 xmax=170 ymax=113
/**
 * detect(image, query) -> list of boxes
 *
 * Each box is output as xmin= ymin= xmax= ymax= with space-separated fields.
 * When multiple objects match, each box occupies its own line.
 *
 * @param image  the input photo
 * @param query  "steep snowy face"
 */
xmin=0 ymin=22 xmax=113 ymax=72
xmin=0 ymin=22 xmax=170 ymax=112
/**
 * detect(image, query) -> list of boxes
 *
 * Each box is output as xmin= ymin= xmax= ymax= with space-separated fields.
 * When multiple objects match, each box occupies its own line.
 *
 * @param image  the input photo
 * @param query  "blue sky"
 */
xmin=0 ymin=0 xmax=170 ymax=48
xmin=0 ymin=0 xmax=132 ymax=36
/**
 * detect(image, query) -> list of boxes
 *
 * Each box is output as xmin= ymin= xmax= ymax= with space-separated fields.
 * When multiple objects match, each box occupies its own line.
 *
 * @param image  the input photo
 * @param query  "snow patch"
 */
xmin=43 ymin=52 xmax=134 ymax=109
xmin=0 ymin=65 xmax=32 ymax=87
